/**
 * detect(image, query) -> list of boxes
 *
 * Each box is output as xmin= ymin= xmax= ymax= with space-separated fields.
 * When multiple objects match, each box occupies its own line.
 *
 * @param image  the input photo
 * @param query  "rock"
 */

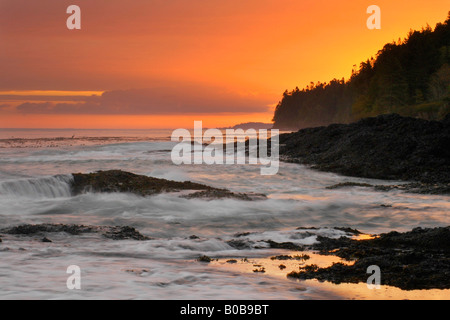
xmin=41 ymin=237 xmax=52 ymax=243
xmin=270 ymin=254 xmax=310 ymax=261
xmin=253 ymin=267 xmax=266 ymax=273
xmin=1 ymin=224 xmax=152 ymax=241
xmin=288 ymin=226 xmax=450 ymax=290
xmin=197 ymin=255 xmax=214 ymax=263
xmin=326 ymin=182 xmax=374 ymax=189
xmin=226 ymin=259 xmax=238 ymax=264
xmin=326 ymin=181 xmax=450 ymax=195
xmin=226 ymin=239 xmax=255 ymax=250
xmin=71 ymin=170 xmax=266 ymax=200
xmin=4 ymin=224 xmax=94 ymax=236
xmin=265 ymin=240 xmax=304 ymax=251
xmin=102 ymin=226 xmax=152 ymax=241
xmin=181 ymin=190 xmax=266 ymax=201
xmin=278 ymin=114 xmax=450 ymax=193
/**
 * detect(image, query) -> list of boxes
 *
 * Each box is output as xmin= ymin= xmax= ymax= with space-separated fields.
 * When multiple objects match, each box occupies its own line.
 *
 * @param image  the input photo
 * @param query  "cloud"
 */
xmin=13 ymin=87 xmax=272 ymax=115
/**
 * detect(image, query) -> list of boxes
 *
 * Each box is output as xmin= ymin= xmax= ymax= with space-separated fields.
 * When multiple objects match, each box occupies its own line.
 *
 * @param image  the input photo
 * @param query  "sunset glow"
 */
xmin=0 ymin=0 xmax=448 ymax=128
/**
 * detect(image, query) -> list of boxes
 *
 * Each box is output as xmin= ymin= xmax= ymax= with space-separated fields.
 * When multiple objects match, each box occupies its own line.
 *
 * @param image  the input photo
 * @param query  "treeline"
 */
xmin=272 ymin=13 xmax=450 ymax=129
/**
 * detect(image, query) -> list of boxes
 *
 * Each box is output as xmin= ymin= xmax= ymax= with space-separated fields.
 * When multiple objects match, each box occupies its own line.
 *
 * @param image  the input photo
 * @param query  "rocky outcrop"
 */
xmin=288 ymin=227 xmax=450 ymax=290
xmin=278 ymin=114 xmax=450 ymax=193
xmin=1 ymin=223 xmax=152 ymax=241
xmin=71 ymin=170 xmax=266 ymax=200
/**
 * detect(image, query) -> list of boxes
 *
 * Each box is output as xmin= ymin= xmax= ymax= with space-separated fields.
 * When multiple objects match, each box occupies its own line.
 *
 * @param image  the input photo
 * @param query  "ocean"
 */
xmin=0 ymin=129 xmax=449 ymax=299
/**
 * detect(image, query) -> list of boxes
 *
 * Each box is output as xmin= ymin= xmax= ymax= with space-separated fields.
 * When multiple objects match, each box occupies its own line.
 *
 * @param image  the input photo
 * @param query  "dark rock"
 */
xmin=278 ymin=114 xmax=450 ymax=193
xmin=373 ymin=182 xmax=450 ymax=195
xmin=1 ymin=223 xmax=151 ymax=241
xmin=71 ymin=170 xmax=266 ymax=200
xmin=289 ymin=226 xmax=450 ymax=290
xmin=197 ymin=255 xmax=214 ymax=263
xmin=327 ymin=181 xmax=450 ymax=195
xmin=181 ymin=190 xmax=266 ymax=201
xmin=234 ymin=232 xmax=253 ymax=238
xmin=226 ymin=259 xmax=238 ymax=264
xmin=270 ymin=255 xmax=293 ymax=261
xmin=295 ymin=227 xmax=362 ymax=236
xmin=226 ymin=239 xmax=254 ymax=250
xmin=102 ymin=226 xmax=151 ymax=241
xmin=333 ymin=227 xmax=362 ymax=235
xmin=71 ymin=170 xmax=211 ymax=196
xmin=265 ymin=240 xmax=304 ymax=251
xmin=41 ymin=237 xmax=52 ymax=243
xmin=326 ymin=182 xmax=374 ymax=189
xmin=4 ymin=224 xmax=94 ymax=236
xmin=271 ymin=254 xmax=310 ymax=261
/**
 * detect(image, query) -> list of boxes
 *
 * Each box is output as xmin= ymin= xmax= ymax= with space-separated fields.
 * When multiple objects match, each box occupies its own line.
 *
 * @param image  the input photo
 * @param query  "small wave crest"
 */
xmin=0 ymin=175 xmax=73 ymax=199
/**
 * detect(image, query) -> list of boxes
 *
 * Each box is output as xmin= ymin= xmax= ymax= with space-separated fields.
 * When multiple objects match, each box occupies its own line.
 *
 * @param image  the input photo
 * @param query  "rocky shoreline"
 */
xmin=288 ymin=226 xmax=450 ymax=290
xmin=204 ymin=226 xmax=450 ymax=291
xmin=1 ymin=222 xmax=449 ymax=291
xmin=0 ymin=223 xmax=152 ymax=241
xmin=278 ymin=113 xmax=450 ymax=195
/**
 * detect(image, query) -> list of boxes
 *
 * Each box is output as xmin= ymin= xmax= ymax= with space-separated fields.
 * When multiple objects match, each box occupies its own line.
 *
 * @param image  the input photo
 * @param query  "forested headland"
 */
xmin=272 ymin=13 xmax=450 ymax=130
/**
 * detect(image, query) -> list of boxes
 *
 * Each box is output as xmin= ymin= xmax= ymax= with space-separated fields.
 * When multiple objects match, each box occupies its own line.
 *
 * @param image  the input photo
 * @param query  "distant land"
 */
xmin=272 ymin=12 xmax=450 ymax=130
xmin=221 ymin=122 xmax=274 ymax=130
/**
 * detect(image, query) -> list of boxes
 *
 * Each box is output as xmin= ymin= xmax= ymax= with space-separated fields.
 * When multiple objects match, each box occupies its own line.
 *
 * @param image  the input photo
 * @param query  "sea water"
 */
xmin=0 ymin=129 xmax=449 ymax=299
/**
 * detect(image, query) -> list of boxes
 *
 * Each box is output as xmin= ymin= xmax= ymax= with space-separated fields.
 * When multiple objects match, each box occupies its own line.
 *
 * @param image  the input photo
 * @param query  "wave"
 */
xmin=0 ymin=175 xmax=73 ymax=198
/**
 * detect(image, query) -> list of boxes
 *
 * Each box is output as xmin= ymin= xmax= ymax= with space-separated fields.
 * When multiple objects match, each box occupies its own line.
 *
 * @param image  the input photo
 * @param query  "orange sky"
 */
xmin=0 ymin=0 xmax=448 ymax=129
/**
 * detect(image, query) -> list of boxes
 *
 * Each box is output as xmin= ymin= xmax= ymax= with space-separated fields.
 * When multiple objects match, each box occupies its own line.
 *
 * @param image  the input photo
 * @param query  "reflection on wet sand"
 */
xmin=211 ymin=250 xmax=450 ymax=300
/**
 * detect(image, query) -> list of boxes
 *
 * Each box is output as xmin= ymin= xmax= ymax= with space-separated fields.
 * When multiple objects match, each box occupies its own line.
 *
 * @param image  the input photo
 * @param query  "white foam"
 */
xmin=0 ymin=175 xmax=73 ymax=199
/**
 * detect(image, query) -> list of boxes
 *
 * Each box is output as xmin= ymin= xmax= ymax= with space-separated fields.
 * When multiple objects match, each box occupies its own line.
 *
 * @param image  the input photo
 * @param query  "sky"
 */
xmin=0 ymin=0 xmax=448 ymax=129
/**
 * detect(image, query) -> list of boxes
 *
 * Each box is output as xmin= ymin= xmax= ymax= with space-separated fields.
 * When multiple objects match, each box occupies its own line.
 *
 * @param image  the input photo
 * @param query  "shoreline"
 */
xmin=3 ymin=223 xmax=448 ymax=295
xmin=277 ymin=113 xmax=450 ymax=195
xmin=209 ymin=251 xmax=450 ymax=300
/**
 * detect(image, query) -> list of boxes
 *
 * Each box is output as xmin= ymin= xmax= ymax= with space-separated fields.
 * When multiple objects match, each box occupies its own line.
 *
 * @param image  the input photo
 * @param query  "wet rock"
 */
xmin=295 ymin=226 xmax=362 ymax=236
xmin=333 ymin=227 xmax=362 ymax=235
xmin=102 ymin=226 xmax=152 ymax=241
xmin=181 ymin=190 xmax=266 ymax=201
xmin=326 ymin=182 xmax=374 ymax=189
xmin=4 ymin=224 xmax=95 ymax=236
xmin=226 ymin=239 xmax=255 ymax=250
xmin=373 ymin=182 xmax=450 ymax=195
xmin=234 ymin=232 xmax=253 ymax=238
xmin=270 ymin=255 xmax=293 ymax=261
xmin=71 ymin=170 xmax=266 ymax=200
xmin=279 ymin=114 xmax=450 ymax=194
xmin=226 ymin=259 xmax=238 ymax=264
xmin=327 ymin=181 xmax=450 ymax=195
xmin=197 ymin=255 xmax=215 ymax=263
xmin=1 ymin=223 xmax=152 ymax=241
xmin=289 ymin=226 xmax=450 ymax=290
xmin=253 ymin=267 xmax=266 ymax=273
xmin=265 ymin=240 xmax=304 ymax=251
xmin=71 ymin=170 xmax=211 ymax=196
xmin=271 ymin=254 xmax=310 ymax=261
